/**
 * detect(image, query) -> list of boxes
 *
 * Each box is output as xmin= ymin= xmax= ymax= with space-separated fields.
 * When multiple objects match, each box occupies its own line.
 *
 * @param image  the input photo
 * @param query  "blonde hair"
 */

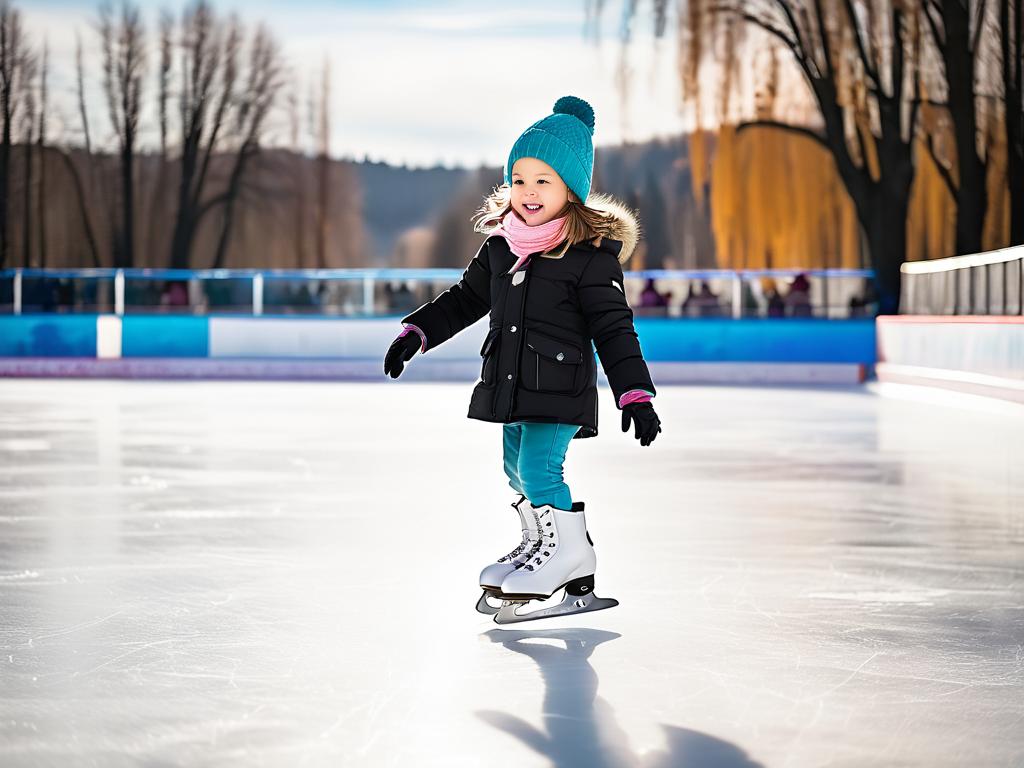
xmin=471 ymin=183 xmax=627 ymax=259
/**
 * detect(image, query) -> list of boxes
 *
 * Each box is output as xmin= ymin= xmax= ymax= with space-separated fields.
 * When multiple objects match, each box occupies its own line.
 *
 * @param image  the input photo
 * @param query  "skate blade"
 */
xmin=493 ymin=592 xmax=619 ymax=625
xmin=475 ymin=590 xmax=502 ymax=616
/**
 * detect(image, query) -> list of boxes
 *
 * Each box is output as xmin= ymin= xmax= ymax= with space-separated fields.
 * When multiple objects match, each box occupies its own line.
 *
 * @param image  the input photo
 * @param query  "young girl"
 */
xmin=383 ymin=96 xmax=662 ymax=624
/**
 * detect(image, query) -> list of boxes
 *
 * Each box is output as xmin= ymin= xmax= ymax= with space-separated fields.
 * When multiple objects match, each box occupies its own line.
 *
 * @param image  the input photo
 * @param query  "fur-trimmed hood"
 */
xmin=585 ymin=192 xmax=641 ymax=264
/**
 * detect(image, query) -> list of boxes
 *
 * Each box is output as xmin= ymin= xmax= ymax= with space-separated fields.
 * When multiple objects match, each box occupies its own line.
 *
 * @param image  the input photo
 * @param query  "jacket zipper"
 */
xmin=490 ymin=276 xmax=512 ymax=420
xmin=506 ymin=266 xmax=530 ymax=421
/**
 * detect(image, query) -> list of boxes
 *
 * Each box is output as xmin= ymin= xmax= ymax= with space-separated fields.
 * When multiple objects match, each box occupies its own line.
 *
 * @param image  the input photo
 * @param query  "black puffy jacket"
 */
xmin=402 ymin=195 xmax=656 ymax=438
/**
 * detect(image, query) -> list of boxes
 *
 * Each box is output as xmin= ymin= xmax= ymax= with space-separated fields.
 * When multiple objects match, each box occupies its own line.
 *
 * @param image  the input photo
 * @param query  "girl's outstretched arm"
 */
xmin=399 ymin=238 xmax=494 ymax=351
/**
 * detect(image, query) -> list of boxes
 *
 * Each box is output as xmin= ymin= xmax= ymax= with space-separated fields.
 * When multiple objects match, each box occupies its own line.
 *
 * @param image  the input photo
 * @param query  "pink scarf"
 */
xmin=492 ymin=211 xmax=568 ymax=273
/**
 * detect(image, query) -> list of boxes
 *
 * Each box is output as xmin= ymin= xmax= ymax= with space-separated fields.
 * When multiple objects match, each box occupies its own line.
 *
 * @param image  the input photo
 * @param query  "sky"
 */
xmin=19 ymin=0 xmax=687 ymax=168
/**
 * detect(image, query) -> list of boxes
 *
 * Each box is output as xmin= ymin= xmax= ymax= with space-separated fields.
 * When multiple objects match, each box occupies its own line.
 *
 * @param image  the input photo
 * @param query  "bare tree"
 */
xmin=211 ymin=24 xmax=282 ymax=268
xmin=99 ymin=0 xmax=145 ymax=268
xmin=143 ymin=9 xmax=173 ymax=260
xmin=75 ymin=31 xmax=98 ymax=170
xmin=158 ymin=9 xmax=172 ymax=159
xmin=168 ymin=2 xmax=240 ymax=268
xmin=615 ymin=0 xmax=924 ymax=313
xmin=314 ymin=55 xmax=329 ymax=269
xmin=285 ymin=76 xmax=307 ymax=266
xmin=55 ymin=30 xmax=102 ymax=267
xmin=736 ymin=2 xmax=924 ymax=313
xmin=1002 ymin=0 xmax=1023 ymax=243
xmin=36 ymin=37 xmax=45 ymax=265
xmin=19 ymin=40 xmax=35 ymax=267
xmin=0 ymin=2 xmax=28 ymax=267
xmin=920 ymin=0 xmax=993 ymax=255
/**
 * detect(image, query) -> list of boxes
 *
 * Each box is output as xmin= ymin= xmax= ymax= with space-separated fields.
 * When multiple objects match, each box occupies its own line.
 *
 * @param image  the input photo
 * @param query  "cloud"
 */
xmin=19 ymin=0 xmax=684 ymax=167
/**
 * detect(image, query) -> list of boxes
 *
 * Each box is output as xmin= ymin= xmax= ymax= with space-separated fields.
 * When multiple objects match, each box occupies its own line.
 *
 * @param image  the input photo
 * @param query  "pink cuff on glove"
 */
xmin=398 ymin=324 xmax=427 ymax=353
xmin=618 ymin=389 xmax=654 ymax=409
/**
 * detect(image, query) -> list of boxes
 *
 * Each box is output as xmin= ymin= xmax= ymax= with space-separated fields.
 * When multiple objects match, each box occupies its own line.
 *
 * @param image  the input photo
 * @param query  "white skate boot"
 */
xmin=476 ymin=494 xmax=541 ymax=615
xmin=494 ymin=501 xmax=618 ymax=624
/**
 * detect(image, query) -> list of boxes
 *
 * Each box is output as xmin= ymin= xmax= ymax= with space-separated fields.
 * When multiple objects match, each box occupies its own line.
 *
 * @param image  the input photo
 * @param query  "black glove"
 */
xmin=383 ymin=333 xmax=422 ymax=379
xmin=621 ymin=401 xmax=662 ymax=447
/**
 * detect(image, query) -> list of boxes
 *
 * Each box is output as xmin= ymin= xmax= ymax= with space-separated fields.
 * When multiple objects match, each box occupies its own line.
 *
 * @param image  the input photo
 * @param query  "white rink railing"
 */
xmin=901 ymin=245 xmax=1024 ymax=316
xmin=0 ymin=267 xmax=877 ymax=320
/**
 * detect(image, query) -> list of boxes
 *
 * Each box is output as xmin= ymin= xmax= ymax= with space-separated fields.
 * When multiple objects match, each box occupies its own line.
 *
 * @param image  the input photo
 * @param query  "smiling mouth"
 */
xmin=523 ymin=204 xmax=544 ymax=214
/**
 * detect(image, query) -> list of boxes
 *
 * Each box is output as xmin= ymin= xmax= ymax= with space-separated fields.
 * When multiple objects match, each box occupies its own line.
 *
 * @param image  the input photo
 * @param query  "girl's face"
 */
xmin=510 ymin=157 xmax=573 ymax=226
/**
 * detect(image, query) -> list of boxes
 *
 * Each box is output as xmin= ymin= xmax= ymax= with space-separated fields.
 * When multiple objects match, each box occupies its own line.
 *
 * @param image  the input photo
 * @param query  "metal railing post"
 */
xmin=253 ymin=273 xmax=264 ymax=316
xmin=731 ymin=273 xmax=742 ymax=319
xmin=363 ymin=276 xmax=373 ymax=315
xmin=1002 ymin=260 xmax=1008 ymax=315
xmin=13 ymin=269 xmax=21 ymax=315
xmin=823 ymin=269 xmax=830 ymax=318
xmin=114 ymin=270 xmax=125 ymax=316
xmin=969 ymin=265 xmax=976 ymax=314
xmin=985 ymin=262 xmax=991 ymax=315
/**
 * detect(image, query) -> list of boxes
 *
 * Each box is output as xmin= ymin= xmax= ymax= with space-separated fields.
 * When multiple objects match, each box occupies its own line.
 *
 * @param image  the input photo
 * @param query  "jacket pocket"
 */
xmin=479 ymin=327 xmax=500 ymax=385
xmin=522 ymin=329 xmax=582 ymax=394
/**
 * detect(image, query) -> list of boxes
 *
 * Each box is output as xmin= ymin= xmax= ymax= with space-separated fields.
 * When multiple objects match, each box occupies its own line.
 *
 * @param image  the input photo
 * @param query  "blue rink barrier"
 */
xmin=626 ymin=318 xmax=874 ymax=363
xmin=0 ymin=315 xmax=876 ymax=384
xmin=122 ymin=316 xmax=210 ymax=357
xmin=0 ymin=315 xmax=97 ymax=356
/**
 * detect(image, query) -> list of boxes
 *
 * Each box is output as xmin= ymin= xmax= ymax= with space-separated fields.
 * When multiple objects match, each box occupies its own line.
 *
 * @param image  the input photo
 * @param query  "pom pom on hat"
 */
xmin=553 ymin=96 xmax=595 ymax=133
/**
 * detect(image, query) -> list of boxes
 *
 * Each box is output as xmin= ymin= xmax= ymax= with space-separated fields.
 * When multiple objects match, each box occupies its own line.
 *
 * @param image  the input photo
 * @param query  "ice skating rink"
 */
xmin=1 ymin=378 xmax=1022 ymax=767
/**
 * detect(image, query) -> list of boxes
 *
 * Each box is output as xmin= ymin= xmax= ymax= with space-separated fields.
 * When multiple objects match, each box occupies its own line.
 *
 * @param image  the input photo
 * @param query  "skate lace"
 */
xmin=497 ymin=508 xmax=541 ymax=563
xmin=497 ymin=531 xmax=530 ymax=563
xmin=523 ymin=509 xmax=558 ymax=572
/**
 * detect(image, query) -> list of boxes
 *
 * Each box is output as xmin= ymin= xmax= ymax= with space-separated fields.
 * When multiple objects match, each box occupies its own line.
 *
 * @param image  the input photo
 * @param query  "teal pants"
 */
xmin=502 ymin=422 xmax=580 ymax=511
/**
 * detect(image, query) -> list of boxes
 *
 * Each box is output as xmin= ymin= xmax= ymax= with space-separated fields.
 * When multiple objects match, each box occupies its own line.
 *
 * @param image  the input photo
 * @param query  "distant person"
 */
xmin=761 ymin=277 xmax=785 ymax=318
xmin=696 ymin=281 xmax=721 ymax=316
xmin=639 ymin=277 xmax=669 ymax=310
xmin=386 ymin=281 xmax=417 ymax=313
xmin=683 ymin=280 xmax=720 ymax=317
xmin=382 ymin=95 xmax=660 ymax=625
xmin=785 ymin=273 xmax=812 ymax=317
xmin=160 ymin=280 xmax=189 ymax=308
xmin=849 ymin=294 xmax=866 ymax=317
xmin=681 ymin=282 xmax=699 ymax=316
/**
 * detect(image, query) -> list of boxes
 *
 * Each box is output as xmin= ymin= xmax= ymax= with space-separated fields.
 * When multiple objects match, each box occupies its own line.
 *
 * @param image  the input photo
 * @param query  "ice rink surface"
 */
xmin=1 ymin=378 xmax=1022 ymax=767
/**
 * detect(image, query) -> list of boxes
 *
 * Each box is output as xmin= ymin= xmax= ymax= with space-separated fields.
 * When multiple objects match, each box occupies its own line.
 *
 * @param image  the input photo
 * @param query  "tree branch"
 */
xmin=891 ymin=7 xmax=906 ymax=106
xmin=909 ymin=69 xmax=922 ymax=139
xmin=854 ymin=117 xmax=872 ymax=173
xmin=841 ymin=0 xmax=883 ymax=92
xmin=922 ymin=0 xmax=945 ymax=50
xmin=924 ymin=129 xmax=957 ymax=196
xmin=196 ymin=191 xmax=230 ymax=220
xmin=736 ymin=118 xmax=830 ymax=149
xmin=769 ymin=0 xmax=822 ymax=79
xmin=736 ymin=10 xmax=820 ymax=85
xmin=970 ymin=0 xmax=988 ymax=54
xmin=812 ymin=0 xmax=833 ymax=77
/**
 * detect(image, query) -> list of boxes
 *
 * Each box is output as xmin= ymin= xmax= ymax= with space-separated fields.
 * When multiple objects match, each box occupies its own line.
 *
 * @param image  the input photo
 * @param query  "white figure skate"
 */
xmin=494 ymin=501 xmax=618 ymax=624
xmin=476 ymin=494 xmax=541 ymax=615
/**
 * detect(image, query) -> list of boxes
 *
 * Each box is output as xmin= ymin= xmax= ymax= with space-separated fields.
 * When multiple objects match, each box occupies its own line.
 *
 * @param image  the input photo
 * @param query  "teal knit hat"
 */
xmin=504 ymin=95 xmax=596 ymax=204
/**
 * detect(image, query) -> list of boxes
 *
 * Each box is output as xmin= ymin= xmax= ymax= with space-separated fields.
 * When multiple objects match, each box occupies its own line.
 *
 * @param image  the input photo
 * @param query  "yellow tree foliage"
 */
xmin=906 ymin=137 xmax=956 ymax=262
xmin=905 ymin=103 xmax=1010 ymax=262
xmin=710 ymin=123 xmax=1011 ymax=269
xmin=981 ymin=126 xmax=1011 ymax=253
xmin=710 ymin=124 xmax=860 ymax=269
xmin=689 ymin=129 xmax=711 ymax=210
